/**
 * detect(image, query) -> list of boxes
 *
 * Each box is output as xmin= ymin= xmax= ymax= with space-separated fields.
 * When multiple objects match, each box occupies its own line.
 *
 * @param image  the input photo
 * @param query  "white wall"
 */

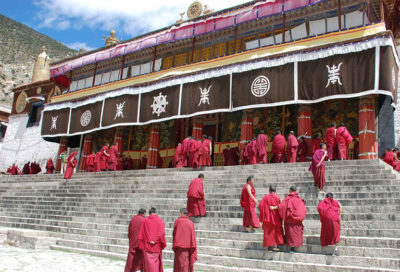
xmin=0 ymin=114 xmax=59 ymax=172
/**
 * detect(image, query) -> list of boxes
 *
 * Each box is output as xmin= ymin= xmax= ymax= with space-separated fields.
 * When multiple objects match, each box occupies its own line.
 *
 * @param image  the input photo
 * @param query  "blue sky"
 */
xmin=0 ymin=0 xmax=248 ymax=52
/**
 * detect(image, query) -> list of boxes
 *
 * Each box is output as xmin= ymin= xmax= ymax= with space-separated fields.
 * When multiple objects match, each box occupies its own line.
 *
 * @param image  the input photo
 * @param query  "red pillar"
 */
xmin=114 ymin=127 xmax=124 ymax=153
xmin=192 ymin=118 xmax=203 ymax=140
xmin=147 ymin=124 xmax=160 ymax=169
xmin=79 ymin=134 xmax=93 ymax=171
xmin=298 ymin=105 xmax=312 ymax=160
xmin=239 ymin=111 xmax=253 ymax=164
xmin=359 ymin=96 xmax=378 ymax=160
xmin=56 ymin=137 xmax=68 ymax=172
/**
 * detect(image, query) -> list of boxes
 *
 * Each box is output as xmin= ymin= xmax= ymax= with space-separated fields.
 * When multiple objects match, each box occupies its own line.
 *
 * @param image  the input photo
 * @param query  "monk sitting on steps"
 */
xmin=186 ymin=174 xmax=206 ymax=217
xmin=240 ymin=175 xmax=260 ymax=233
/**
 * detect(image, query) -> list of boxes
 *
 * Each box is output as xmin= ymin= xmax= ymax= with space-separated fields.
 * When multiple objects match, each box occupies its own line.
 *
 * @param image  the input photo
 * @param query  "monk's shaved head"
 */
xmin=326 ymin=193 xmax=333 ymax=198
xmin=289 ymin=186 xmax=296 ymax=192
xmin=247 ymin=176 xmax=254 ymax=183
xmin=138 ymin=208 xmax=146 ymax=215
xmin=198 ymin=173 xmax=204 ymax=179
xmin=149 ymin=207 xmax=157 ymax=214
xmin=269 ymin=185 xmax=276 ymax=193
xmin=180 ymin=208 xmax=188 ymax=215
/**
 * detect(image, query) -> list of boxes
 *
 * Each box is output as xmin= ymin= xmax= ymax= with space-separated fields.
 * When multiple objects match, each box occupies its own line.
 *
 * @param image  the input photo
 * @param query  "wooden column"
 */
xmin=239 ymin=111 xmax=254 ymax=164
xmin=192 ymin=117 xmax=204 ymax=140
xmin=147 ymin=124 xmax=160 ymax=169
xmin=78 ymin=134 xmax=93 ymax=171
xmin=358 ymin=96 xmax=378 ymax=159
xmin=298 ymin=105 xmax=313 ymax=160
xmin=114 ymin=127 xmax=124 ymax=153
xmin=56 ymin=137 xmax=68 ymax=172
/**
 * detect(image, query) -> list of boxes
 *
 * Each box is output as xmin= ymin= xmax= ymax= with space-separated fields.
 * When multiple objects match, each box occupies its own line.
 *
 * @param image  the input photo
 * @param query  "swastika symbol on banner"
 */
xmin=251 ymin=76 xmax=270 ymax=97
xmin=50 ymin=116 xmax=58 ymax=130
xmin=80 ymin=110 xmax=92 ymax=127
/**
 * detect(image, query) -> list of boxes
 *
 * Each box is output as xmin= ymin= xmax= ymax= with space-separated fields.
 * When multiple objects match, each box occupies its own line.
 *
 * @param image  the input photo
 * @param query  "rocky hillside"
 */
xmin=0 ymin=14 xmax=77 ymax=109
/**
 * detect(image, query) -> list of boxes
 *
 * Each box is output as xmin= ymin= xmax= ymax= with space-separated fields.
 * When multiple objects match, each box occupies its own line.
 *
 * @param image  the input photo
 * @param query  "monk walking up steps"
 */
xmin=271 ymin=130 xmax=286 ymax=163
xmin=279 ymin=186 xmax=307 ymax=252
xmin=125 ymin=208 xmax=146 ymax=272
xmin=173 ymin=208 xmax=197 ymax=272
xmin=240 ymin=176 xmax=260 ymax=232
xmin=186 ymin=174 xmax=206 ymax=217
xmin=256 ymin=130 xmax=268 ymax=164
xmin=310 ymin=143 xmax=328 ymax=192
xmin=259 ymin=185 xmax=284 ymax=251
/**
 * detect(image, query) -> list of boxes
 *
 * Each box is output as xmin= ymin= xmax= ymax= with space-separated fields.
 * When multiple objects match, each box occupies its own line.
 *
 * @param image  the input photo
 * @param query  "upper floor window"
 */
xmin=27 ymin=101 xmax=43 ymax=128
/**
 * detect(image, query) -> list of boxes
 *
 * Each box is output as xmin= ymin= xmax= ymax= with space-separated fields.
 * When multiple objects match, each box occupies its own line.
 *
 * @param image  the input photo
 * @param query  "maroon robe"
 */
xmin=31 ymin=162 xmax=42 ymax=174
xmin=312 ymin=138 xmax=322 ymax=155
xmin=271 ymin=134 xmax=286 ymax=163
xmin=243 ymin=142 xmax=257 ymax=165
xmin=336 ymin=126 xmax=353 ymax=160
xmin=309 ymin=149 xmax=327 ymax=190
xmin=188 ymin=139 xmax=201 ymax=168
xmin=86 ymin=154 xmax=95 ymax=172
xmin=198 ymin=140 xmax=211 ymax=167
xmin=278 ymin=192 xmax=307 ymax=247
xmin=139 ymin=214 xmax=166 ymax=272
xmin=173 ymin=145 xmax=184 ymax=168
xmin=100 ymin=146 xmax=109 ymax=170
xmin=223 ymin=148 xmax=234 ymax=166
xmin=256 ymin=134 xmax=268 ymax=164
xmin=181 ymin=138 xmax=190 ymax=167
xmin=64 ymin=152 xmax=78 ymax=180
xmin=94 ymin=152 xmax=102 ymax=172
xmin=259 ymin=193 xmax=284 ymax=247
xmin=353 ymin=141 xmax=359 ymax=159
xmin=22 ymin=163 xmax=30 ymax=175
xmin=383 ymin=152 xmax=400 ymax=171
xmin=205 ymin=139 xmax=212 ymax=166
xmin=173 ymin=216 xmax=197 ymax=272
xmin=287 ymin=135 xmax=298 ymax=163
xmin=325 ymin=127 xmax=337 ymax=160
xmin=45 ymin=159 xmax=54 ymax=174
xmin=107 ymin=145 xmax=118 ymax=171
xmin=318 ymin=197 xmax=341 ymax=247
xmin=186 ymin=178 xmax=206 ymax=217
xmin=240 ymin=184 xmax=260 ymax=228
xmin=297 ymin=141 xmax=307 ymax=162
xmin=8 ymin=165 xmax=19 ymax=175
xmin=125 ymin=214 xmax=145 ymax=272
xmin=126 ymin=157 xmax=134 ymax=170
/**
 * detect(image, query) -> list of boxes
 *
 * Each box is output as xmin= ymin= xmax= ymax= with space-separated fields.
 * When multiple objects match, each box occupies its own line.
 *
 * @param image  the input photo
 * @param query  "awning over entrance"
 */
xmin=41 ymin=38 xmax=399 ymax=138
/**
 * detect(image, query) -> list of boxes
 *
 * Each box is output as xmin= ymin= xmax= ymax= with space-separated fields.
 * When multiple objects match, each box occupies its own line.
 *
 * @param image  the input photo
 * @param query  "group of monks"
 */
xmin=173 ymin=135 xmax=213 ymax=169
xmin=241 ymin=176 xmax=342 ymax=254
xmin=6 ymin=159 xmax=55 ymax=175
xmin=324 ymin=122 xmax=354 ymax=161
xmin=125 ymin=207 xmax=197 ymax=272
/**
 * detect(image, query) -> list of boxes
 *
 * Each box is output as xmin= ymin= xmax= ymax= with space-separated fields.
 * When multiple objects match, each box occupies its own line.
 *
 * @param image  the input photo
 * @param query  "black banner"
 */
xmin=41 ymin=108 xmax=70 ymax=136
xmin=69 ymin=101 xmax=103 ymax=134
xmin=102 ymin=94 xmax=139 ymax=126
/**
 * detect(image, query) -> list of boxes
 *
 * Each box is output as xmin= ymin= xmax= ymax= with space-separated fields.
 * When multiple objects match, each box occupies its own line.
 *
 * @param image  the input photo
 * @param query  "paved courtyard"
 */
xmin=0 ymin=242 xmax=172 ymax=272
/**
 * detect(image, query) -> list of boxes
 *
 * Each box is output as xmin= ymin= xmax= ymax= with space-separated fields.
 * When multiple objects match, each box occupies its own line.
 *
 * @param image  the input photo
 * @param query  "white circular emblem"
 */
xmin=392 ymin=67 xmax=396 ymax=90
xmin=80 ymin=110 xmax=92 ymax=127
xmin=150 ymin=92 xmax=169 ymax=117
xmin=251 ymin=76 xmax=270 ymax=97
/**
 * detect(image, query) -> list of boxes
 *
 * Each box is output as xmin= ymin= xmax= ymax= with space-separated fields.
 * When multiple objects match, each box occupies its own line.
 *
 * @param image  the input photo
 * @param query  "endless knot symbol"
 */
xmin=251 ymin=76 xmax=270 ymax=97
xmin=392 ymin=67 xmax=397 ymax=90
xmin=198 ymin=85 xmax=212 ymax=107
xmin=150 ymin=92 xmax=168 ymax=117
xmin=114 ymin=101 xmax=126 ymax=120
xmin=50 ymin=116 xmax=58 ymax=130
xmin=325 ymin=63 xmax=343 ymax=88
xmin=80 ymin=110 xmax=92 ymax=127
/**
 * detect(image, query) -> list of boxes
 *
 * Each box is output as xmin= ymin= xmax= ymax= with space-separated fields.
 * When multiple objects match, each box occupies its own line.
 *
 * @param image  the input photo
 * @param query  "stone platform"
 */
xmin=0 ymin=160 xmax=399 ymax=272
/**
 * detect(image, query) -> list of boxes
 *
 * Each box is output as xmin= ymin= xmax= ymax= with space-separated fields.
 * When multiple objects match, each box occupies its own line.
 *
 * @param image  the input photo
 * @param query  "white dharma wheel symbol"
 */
xmin=251 ymin=76 xmax=270 ymax=97
xmin=80 ymin=110 xmax=92 ymax=127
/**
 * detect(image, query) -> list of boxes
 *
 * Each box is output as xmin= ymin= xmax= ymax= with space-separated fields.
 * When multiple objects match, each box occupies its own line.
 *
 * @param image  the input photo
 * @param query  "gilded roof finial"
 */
xmin=103 ymin=30 xmax=119 ymax=47
xmin=176 ymin=12 xmax=186 ymax=24
xmin=32 ymin=45 xmax=50 ymax=82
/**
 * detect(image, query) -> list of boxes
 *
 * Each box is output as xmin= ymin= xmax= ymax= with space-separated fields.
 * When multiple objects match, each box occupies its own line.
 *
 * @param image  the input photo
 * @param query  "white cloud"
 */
xmin=34 ymin=0 xmax=249 ymax=38
xmin=66 ymin=42 xmax=96 ymax=51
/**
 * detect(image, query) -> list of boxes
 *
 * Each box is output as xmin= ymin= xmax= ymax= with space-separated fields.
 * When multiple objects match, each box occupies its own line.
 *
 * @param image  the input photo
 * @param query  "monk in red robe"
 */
xmin=243 ymin=140 xmax=257 ymax=165
xmin=297 ymin=137 xmax=307 ymax=162
xmin=173 ymin=144 xmax=184 ymax=168
xmin=318 ymin=193 xmax=342 ymax=255
xmin=352 ymin=139 xmax=359 ymax=160
xmin=198 ymin=135 xmax=211 ymax=168
xmin=287 ymin=131 xmax=298 ymax=163
xmin=125 ymin=208 xmax=146 ymax=272
xmin=240 ymin=176 xmax=260 ymax=232
xmin=173 ymin=208 xmax=197 ymax=272
xmin=181 ymin=137 xmax=191 ymax=167
xmin=100 ymin=144 xmax=110 ymax=171
xmin=383 ymin=148 xmax=400 ymax=171
xmin=45 ymin=158 xmax=55 ymax=174
xmin=309 ymin=143 xmax=328 ymax=191
xmin=272 ymin=130 xmax=286 ymax=163
xmin=223 ymin=145 xmax=234 ymax=166
xmin=139 ymin=155 xmax=147 ymax=169
xmin=64 ymin=152 xmax=78 ymax=181
xmin=94 ymin=151 xmax=102 ymax=172
xmin=259 ymin=185 xmax=284 ymax=251
xmin=189 ymin=138 xmax=201 ymax=168
xmin=325 ymin=122 xmax=337 ymax=160
xmin=86 ymin=153 xmax=96 ymax=172
xmin=107 ymin=143 xmax=119 ymax=171
xmin=336 ymin=122 xmax=353 ymax=160
xmin=30 ymin=162 xmax=42 ymax=174
xmin=312 ymin=135 xmax=322 ymax=155
xmin=278 ymin=186 xmax=307 ymax=252
xmin=138 ymin=207 xmax=166 ymax=272
xmin=186 ymin=174 xmax=206 ymax=217
xmin=206 ymin=136 xmax=213 ymax=166
xmin=8 ymin=164 xmax=19 ymax=175
xmin=256 ymin=130 xmax=268 ymax=164
xmin=22 ymin=162 xmax=30 ymax=175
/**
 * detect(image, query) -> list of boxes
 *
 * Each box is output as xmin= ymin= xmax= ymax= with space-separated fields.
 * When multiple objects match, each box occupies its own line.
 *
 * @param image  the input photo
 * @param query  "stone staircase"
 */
xmin=0 ymin=160 xmax=399 ymax=272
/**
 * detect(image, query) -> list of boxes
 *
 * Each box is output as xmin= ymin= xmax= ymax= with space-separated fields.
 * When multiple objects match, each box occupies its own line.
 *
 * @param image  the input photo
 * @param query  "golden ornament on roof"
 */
xmin=187 ymin=1 xmax=203 ymax=19
xmin=104 ymin=30 xmax=119 ymax=47
xmin=15 ymin=91 xmax=28 ymax=113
